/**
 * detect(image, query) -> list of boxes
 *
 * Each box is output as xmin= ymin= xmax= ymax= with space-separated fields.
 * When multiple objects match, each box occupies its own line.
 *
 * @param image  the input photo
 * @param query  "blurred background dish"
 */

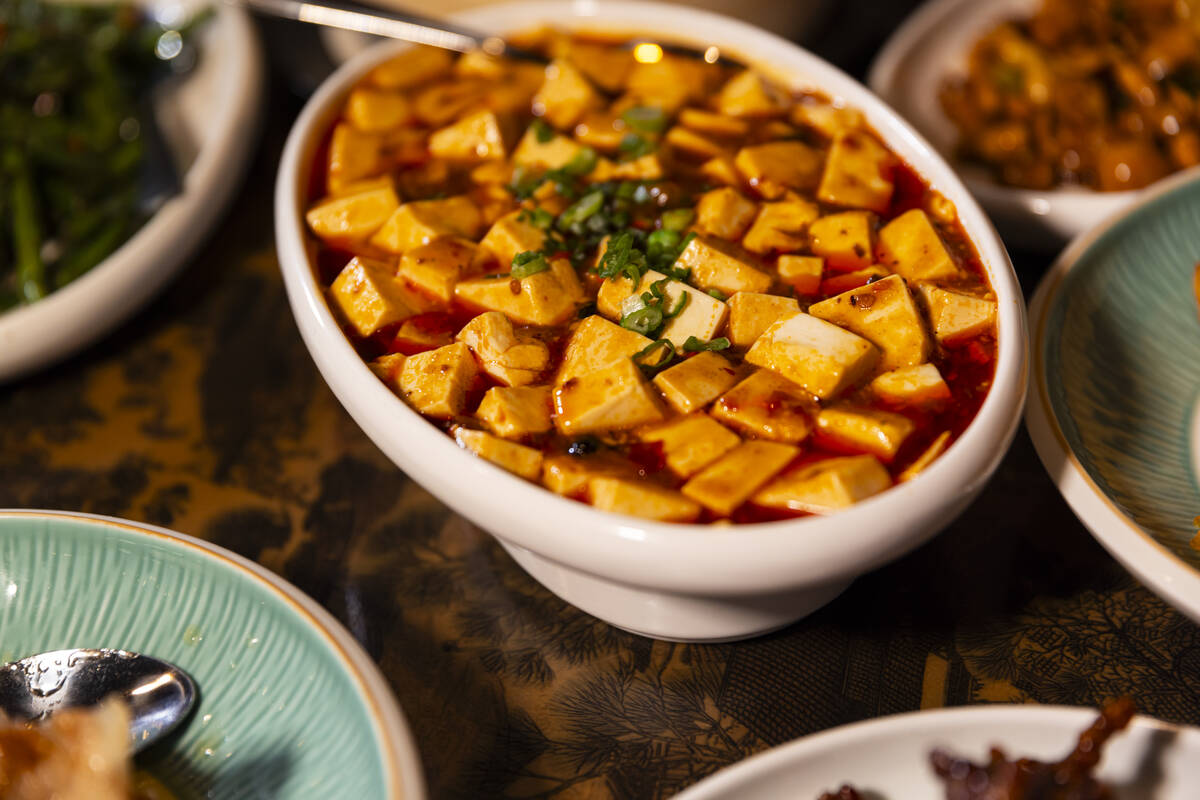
xmin=671 ymin=705 xmax=1200 ymax=799
xmin=318 ymin=0 xmax=833 ymax=65
xmin=0 ymin=510 xmax=426 ymax=799
xmin=1026 ymin=167 xmax=1200 ymax=625
xmin=868 ymin=0 xmax=1185 ymax=247
xmin=0 ymin=0 xmax=262 ymax=382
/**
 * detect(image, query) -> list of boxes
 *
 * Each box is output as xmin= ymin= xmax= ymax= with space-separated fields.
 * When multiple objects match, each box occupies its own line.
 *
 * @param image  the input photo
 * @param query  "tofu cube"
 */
xmin=752 ymin=455 xmax=891 ymax=514
xmin=542 ymin=452 xmax=633 ymax=497
xmin=681 ymin=440 xmax=800 ymax=516
xmin=716 ymin=70 xmax=785 ymax=117
xmin=557 ymin=315 xmax=653 ymax=385
xmin=807 ymin=274 xmax=931 ymax=370
xmin=327 ymin=123 xmax=384 ymax=193
xmin=819 ymin=266 xmax=890 ymax=296
xmin=326 ymin=174 xmax=395 ymax=199
xmin=674 ymin=236 xmax=772 ymax=295
xmin=595 ymin=269 xmax=730 ymax=349
xmin=639 ymin=414 xmax=741 ymax=478
xmin=400 ymin=342 xmax=479 ymax=418
xmin=790 ymin=102 xmax=865 ymax=139
xmin=306 ymin=185 xmax=401 ymax=244
xmin=394 ymin=316 xmax=454 ymax=352
xmin=695 ymin=188 xmax=758 ymax=240
xmin=368 ymin=352 xmax=407 ymax=392
xmin=727 ymin=292 xmax=800 ymax=347
xmin=344 ymin=88 xmax=410 ymax=133
xmin=598 ymin=153 xmax=666 ymax=181
xmin=678 ymin=108 xmax=749 ymax=138
xmin=587 ymin=478 xmax=701 ymax=523
xmin=710 ymin=369 xmax=816 ymax=443
xmin=741 ymin=198 xmax=819 ymax=254
xmin=625 ymin=57 xmax=709 ymax=112
xmin=398 ymin=237 xmax=477 ymax=304
xmin=809 ymin=211 xmax=875 ymax=272
xmin=734 ymin=141 xmax=823 ymax=199
xmin=870 ymin=363 xmax=951 ymax=407
xmin=877 ymin=209 xmax=961 ymax=282
xmin=428 ymin=109 xmax=508 ymax=162
xmin=453 ymin=426 xmax=543 ymax=481
xmin=652 ymin=350 xmax=740 ymax=414
xmin=777 ymin=255 xmax=823 ymax=295
xmin=512 ymin=127 xmax=585 ymax=170
xmin=329 ymin=256 xmax=416 ymax=337
xmin=899 ymin=430 xmax=952 ymax=482
xmin=474 ymin=210 xmax=548 ymax=270
xmin=410 ymin=80 xmax=485 ymax=127
xmin=476 ymin=385 xmax=553 ymax=438
xmin=367 ymin=45 xmax=453 ymax=90
xmin=816 ymin=406 xmax=914 ymax=460
xmin=371 ymin=196 xmax=483 ymax=254
xmin=534 ymin=59 xmax=601 ymax=129
xmin=553 ymin=358 xmax=665 ymax=434
xmin=745 ymin=313 xmax=879 ymax=400
xmin=456 ymin=311 xmax=550 ymax=386
xmin=574 ymin=110 xmax=627 ymax=152
xmin=470 ymin=160 xmax=514 ymax=186
xmin=916 ymin=285 xmax=998 ymax=344
xmin=700 ymin=155 xmax=743 ymax=187
xmin=665 ymin=127 xmax=728 ymax=160
xmin=817 ymin=130 xmax=897 ymax=213
xmin=454 ymin=258 xmax=582 ymax=326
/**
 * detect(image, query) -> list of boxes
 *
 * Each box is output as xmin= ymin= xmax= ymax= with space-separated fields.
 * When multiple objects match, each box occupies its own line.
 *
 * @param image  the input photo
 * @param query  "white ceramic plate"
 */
xmin=1025 ymin=168 xmax=1200 ymax=625
xmin=674 ymin=706 xmax=1200 ymax=799
xmin=0 ymin=1 xmax=263 ymax=382
xmin=867 ymin=0 xmax=1140 ymax=247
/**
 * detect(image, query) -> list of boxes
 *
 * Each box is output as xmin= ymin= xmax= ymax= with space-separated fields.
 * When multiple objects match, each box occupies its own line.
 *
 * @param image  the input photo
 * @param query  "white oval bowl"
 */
xmin=0 ymin=1 xmax=263 ymax=382
xmin=673 ymin=705 xmax=1200 ymax=799
xmin=868 ymin=0 xmax=1143 ymax=247
xmin=275 ymin=0 xmax=1029 ymax=642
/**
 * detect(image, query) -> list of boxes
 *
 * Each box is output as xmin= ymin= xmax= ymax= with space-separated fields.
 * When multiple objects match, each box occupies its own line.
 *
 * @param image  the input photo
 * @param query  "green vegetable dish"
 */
xmin=0 ymin=1 xmax=202 ymax=307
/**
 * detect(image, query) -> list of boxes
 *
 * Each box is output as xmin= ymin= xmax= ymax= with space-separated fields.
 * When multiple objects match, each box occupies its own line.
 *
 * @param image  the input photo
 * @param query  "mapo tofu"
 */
xmin=305 ymin=31 xmax=999 ymax=524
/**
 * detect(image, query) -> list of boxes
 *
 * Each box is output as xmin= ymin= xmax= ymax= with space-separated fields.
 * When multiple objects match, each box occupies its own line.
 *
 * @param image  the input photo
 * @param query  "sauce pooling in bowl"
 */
xmin=304 ymin=30 xmax=998 ymax=524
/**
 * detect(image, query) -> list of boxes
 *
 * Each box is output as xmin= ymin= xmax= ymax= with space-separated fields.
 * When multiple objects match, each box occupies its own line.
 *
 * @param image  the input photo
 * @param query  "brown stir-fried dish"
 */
xmin=941 ymin=0 xmax=1200 ymax=191
xmin=305 ymin=31 xmax=999 ymax=524
xmin=816 ymin=699 xmax=1135 ymax=800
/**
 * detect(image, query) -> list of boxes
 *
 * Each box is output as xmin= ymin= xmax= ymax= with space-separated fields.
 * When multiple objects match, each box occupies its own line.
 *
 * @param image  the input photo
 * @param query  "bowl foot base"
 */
xmin=500 ymin=542 xmax=851 ymax=642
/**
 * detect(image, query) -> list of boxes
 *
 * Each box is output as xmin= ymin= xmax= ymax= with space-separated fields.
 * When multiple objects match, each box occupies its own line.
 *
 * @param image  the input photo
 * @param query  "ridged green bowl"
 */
xmin=1027 ymin=168 xmax=1200 ymax=624
xmin=0 ymin=511 xmax=424 ymax=799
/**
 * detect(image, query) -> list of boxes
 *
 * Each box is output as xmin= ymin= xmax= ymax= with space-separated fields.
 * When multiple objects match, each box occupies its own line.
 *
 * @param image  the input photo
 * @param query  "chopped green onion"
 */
xmin=707 ymin=288 xmax=728 ymax=301
xmin=620 ymin=304 xmax=664 ymax=336
xmin=531 ymin=118 xmax=556 ymax=142
xmin=621 ymin=106 xmax=668 ymax=133
xmin=511 ymin=250 xmax=551 ymax=278
xmin=563 ymin=147 xmax=598 ymax=176
xmin=631 ymin=338 xmax=676 ymax=373
xmin=682 ymin=336 xmax=731 ymax=353
xmin=660 ymin=208 xmax=694 ymax=231
xmin=519 ymin=207 xmax=555 ymax=230
xmin=665 ymin=291 xmax=689 ymax=318
xmin=618 ymin=133 xmax=656 ymax=160
xmin=557 ymin=190 xmax=604 ymax=230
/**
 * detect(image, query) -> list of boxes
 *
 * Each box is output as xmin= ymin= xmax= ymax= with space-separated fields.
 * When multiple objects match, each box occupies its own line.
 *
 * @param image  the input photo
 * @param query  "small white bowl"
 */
xmin=868 ymin=0 xmax=1141 ymax=247
xmin=673 ymin=706 xmax=1200 ymax=798
xmin=0 ymin=0 xmax=263 ymax=382
xmin=275 ymin=0 xmax=1028 ymax=642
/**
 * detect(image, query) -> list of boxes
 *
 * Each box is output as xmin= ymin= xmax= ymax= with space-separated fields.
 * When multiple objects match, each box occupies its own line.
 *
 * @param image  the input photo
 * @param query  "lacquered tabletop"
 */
xmin=3 ymin=2 xmax=1199 ymax=798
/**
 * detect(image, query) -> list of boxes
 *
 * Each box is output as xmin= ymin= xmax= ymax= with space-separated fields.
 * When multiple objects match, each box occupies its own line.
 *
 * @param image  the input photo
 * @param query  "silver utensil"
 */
xmin=234 ymin=0 xmax=739 ymax=67
xmin=0 ymin=649 xmax=197 ymax=753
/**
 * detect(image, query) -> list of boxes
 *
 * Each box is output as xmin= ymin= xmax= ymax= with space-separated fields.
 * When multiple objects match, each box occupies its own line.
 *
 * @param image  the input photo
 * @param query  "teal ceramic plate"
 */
xmin=1027 ymin=168 xmax=1200 ymax=624
xmin=0 ymin=510 xmax=425 ymax=799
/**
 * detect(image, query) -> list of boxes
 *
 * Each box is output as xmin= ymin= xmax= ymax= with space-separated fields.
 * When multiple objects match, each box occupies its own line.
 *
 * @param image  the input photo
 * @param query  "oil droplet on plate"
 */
xmin=182 ymin=625 xmax=203 ymax=646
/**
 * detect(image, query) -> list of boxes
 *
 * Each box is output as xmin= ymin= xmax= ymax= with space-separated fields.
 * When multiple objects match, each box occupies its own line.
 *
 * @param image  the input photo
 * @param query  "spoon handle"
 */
xmin=233 ymin=0 xmax=547 ymax=61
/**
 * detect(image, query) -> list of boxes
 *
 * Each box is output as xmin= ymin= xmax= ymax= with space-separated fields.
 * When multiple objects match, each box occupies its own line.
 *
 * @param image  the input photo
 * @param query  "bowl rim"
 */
xmin=672 ymin=704 xmax=1196 ymax=799
xmin=0 ymin=1 xmax=263 ymax=382
xmin=1025 ymin=165 xmax=1200 ymax=626
xmin=274 ymin=0 xmax=1028 ymax=596
xmin=865 ymin=0 xmax=1143 ymax=222
xmin=0 ymin=508 xmax=427 ymax=800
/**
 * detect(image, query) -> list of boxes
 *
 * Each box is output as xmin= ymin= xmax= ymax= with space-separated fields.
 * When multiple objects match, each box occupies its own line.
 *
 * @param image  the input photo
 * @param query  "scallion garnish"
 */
xmin=557 ymin=190 xmax=605 ymax=230
xmin=618 ymin=133 xmax=656 ymax=160
xmin=621 ymin=106 xmax=668 ymax=133
xmin=620 ymin=304 xmax=664 ymax=336
xmin=682 ymin=336 xmax=731 ymax=353
xmin=531 ymin=118 xmax=556 ymax=142
xmin=511 ymin=250 xmax=551 ymax=278
xmin=631 ymin=338 xmax=676 ymax=374
xmin=660 ymin=208 xmax=694 ymax=231
xmin=707 ymin=288 xmax=728 ymax=301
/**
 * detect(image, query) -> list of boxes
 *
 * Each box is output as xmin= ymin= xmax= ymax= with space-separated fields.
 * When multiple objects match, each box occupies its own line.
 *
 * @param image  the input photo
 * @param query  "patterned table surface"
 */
xmin=5 ymin=4 xmax=1200 ymax=798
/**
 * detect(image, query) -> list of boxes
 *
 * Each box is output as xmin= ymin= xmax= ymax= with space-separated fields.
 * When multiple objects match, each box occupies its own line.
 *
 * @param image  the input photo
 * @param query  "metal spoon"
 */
xmin=234 ymin=0 xmax=741 ymax=67
xmin=0 ymin=649 xmax=197 ymax=754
